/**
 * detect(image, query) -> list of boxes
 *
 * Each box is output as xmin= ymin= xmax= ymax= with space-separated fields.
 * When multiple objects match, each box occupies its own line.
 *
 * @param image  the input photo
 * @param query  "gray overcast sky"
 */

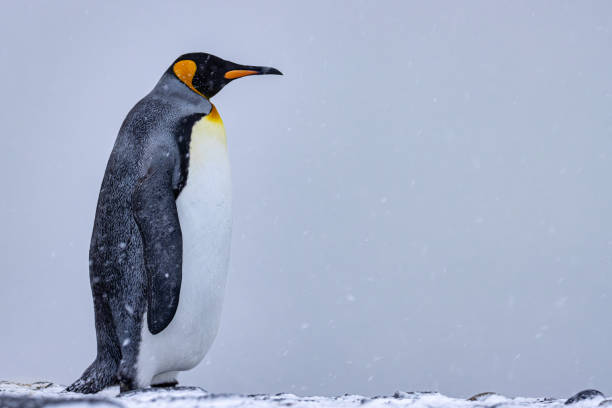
xmin=1 ymin=0 xmax=612 ymax=399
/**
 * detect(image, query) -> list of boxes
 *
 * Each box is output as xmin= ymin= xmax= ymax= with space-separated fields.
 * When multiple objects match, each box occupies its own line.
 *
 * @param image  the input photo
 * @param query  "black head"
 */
xmin=169 ymin=52 xmax=282 ymax=99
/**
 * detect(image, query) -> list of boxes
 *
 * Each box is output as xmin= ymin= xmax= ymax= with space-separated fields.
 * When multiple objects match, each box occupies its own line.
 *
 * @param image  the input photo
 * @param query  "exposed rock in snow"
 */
xmin=565 ymin=390 xmax=606 ymax=405
xmin=0 ymin=381 xmax=608 ymax=408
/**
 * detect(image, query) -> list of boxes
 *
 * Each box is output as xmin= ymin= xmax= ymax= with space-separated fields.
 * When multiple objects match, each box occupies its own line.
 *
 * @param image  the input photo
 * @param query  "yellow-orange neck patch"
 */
xmin=206 ymin=104 xmax=223 ymax=125
xmin=173 ymin=60 xmax=206 ymax=98
xmin=191 ymin=103 xmax=226 ymax=148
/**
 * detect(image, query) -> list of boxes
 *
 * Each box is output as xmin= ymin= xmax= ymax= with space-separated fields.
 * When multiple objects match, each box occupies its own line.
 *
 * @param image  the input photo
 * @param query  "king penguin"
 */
xmin=66 ymin=53 xmax=282 ymax=393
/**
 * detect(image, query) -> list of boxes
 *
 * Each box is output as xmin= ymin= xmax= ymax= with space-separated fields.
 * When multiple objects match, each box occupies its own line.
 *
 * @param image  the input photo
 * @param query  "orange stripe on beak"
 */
xmin=224 ymin=70 xmax=259 ymax=79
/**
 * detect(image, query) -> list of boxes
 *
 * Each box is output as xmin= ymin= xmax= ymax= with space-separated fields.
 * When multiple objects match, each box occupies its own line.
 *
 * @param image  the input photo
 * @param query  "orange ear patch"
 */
xmin=224 ymin=70 xmax=259 ymax=79
xmin=173 ymin=60 xmax=205 ymax=97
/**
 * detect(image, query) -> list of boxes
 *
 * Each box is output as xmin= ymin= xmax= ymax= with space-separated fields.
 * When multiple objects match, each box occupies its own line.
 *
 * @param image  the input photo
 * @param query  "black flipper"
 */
xmin=132 ymin=148 xmax=182 ymax=335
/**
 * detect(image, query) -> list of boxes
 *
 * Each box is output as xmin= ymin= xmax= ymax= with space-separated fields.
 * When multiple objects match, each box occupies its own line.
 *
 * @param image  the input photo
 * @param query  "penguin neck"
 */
xmin=151 ymin=73 xmax=212 ymax=116
xmin=150 ymin=73 xmax=226 ymax=147
xmin=195 ymin=104 xmax=226 ymax=147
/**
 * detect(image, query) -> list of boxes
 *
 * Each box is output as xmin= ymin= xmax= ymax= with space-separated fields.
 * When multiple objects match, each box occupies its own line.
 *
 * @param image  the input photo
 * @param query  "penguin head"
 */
xmin=170 ymin=52 xmax=282 ymax=99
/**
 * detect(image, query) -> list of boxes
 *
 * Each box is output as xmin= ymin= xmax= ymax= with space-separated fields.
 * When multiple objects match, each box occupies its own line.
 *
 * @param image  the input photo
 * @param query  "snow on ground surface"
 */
xmin=0 ymin=381 xmax=609 ymax=408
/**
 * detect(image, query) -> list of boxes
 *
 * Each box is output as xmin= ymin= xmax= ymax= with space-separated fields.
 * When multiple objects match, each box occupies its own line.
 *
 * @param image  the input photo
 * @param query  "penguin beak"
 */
xmin=224 ymin=66 xmax=283 ymax=80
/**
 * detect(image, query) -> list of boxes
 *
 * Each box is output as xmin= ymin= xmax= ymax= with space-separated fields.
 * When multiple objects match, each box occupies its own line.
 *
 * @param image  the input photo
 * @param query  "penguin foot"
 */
xmin=66 ymin=375 xmax=116 ymax=394
xmin=151 ymin=381 xmax=179 ymax=388
xmin=150 ymin=371 xmax=179 ymax=388
xmin=65 ymin=379 xmax=101 ymax=394
xmin=66 ymin=358 xmax=118 ymax=394
xmin=119 ymin=380 xmax=136 ymax=394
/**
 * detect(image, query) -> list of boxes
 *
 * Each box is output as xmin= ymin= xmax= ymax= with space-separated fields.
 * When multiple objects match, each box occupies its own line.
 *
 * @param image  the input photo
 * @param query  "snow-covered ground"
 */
xmin=0 ymin=381 xmax=608 ymax=408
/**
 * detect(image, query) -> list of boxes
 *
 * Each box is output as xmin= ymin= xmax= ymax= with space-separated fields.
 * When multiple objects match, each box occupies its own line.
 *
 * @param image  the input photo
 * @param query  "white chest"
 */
xmin=137 ymin=106 xmax=232 ymax=386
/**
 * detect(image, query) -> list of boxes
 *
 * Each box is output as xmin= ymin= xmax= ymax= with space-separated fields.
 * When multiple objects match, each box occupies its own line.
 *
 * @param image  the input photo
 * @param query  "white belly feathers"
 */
xmin=136 ymin=105 xmax=232 ymax=386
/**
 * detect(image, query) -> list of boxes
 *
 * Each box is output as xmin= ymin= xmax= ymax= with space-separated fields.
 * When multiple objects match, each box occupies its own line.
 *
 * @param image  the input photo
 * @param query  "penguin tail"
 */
xmin=65 ymin=357 xmax=118 ymax=394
